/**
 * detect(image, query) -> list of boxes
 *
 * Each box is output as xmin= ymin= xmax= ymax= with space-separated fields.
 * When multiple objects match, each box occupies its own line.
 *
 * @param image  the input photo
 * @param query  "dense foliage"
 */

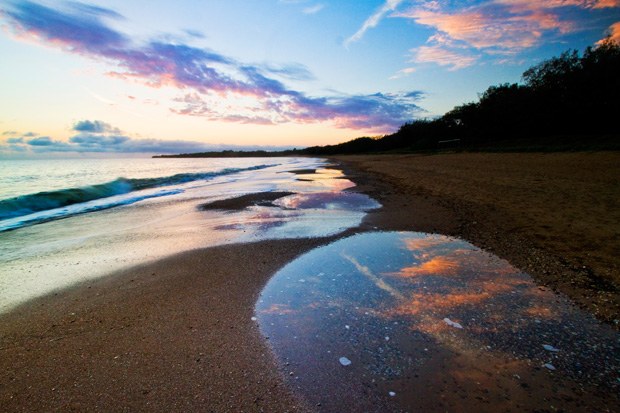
xmin=298 ymin=39 xmax=620 ymax=155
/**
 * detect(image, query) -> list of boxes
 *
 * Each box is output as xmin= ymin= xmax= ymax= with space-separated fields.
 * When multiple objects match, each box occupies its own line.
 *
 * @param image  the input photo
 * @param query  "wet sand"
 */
xmin=0 ymin=239 xmax=326 ymax=411
xmin=1 ymin=152 xmax=619 ymax=411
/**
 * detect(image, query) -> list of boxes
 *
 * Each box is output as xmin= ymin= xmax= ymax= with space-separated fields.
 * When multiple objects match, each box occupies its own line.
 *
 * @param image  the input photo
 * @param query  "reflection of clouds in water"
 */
xmin=388 ymin=256 xmax=460 ymax=277
xmin=257 ymin=232 xmax=620 ymax=412
xmin=288 ymin=169 xmax=356 ymax=192
xmin=275 ymin=192 xmax=380 ymax=211
xmin=207 ymin=169 xmax=379 ymax=239
xmin=402 ymin=235 xmax=455 ymax=252
xmin=260 ymin=303 xmax=295 ymax=315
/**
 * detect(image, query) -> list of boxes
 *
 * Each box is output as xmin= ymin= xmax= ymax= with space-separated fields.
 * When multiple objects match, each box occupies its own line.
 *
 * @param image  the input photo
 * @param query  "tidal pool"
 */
xmin=256 ymin=232 xmax=619 ymax=412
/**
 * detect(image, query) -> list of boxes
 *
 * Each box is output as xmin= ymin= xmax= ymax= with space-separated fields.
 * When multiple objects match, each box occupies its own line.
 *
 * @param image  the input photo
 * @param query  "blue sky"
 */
xmin=1 ymin=0 xmax=618 ymax=158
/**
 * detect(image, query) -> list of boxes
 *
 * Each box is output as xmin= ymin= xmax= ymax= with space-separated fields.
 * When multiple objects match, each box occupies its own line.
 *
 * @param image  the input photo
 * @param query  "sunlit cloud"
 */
xmin=600 ymin=21 xmax=620 ymax=43
xmin=391 ymin=0 xmax=620 ymax=72
xmin=409 ymin=45 xmax=480 ymax=70
xmin=389 ymin=67 xmax=417 ymax=79
xmin=171 ymin=90 xmax=421 ymax=131
xmin=494 ymin=0 xmax=620 ymax=11
xmin=1 ymin=1 xmax=421 ymax=132
xmin=344 ymin=0 xmax=405 ymax=48
xmin=594 ymin=0 xmax=620 ymax=7
xmin=396 ymin=5 xmax=571 ymax=51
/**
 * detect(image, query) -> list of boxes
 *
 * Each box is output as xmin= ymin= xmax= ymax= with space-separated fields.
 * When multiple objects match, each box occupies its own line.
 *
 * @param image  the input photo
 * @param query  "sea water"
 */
xmin=0 ymin=157 xmax=379 ymax=313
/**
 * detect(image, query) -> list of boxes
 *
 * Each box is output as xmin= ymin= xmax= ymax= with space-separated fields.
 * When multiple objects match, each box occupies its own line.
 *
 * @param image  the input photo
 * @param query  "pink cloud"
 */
xmin=2 ymin=1 xmax=423 ymax=132
xmin=392 ymin=0 xmax=618 ymax=71
xmin=410 ymin=45 xmax=479 ymax=70
xmin=396 ymin=6 xmax=572 ymax=51
xmin=495 ymin=0 xmax=619 ymax=10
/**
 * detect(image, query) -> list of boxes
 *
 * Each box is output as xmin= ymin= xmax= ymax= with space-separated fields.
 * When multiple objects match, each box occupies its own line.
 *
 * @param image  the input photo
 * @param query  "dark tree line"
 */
xmin=298 ymin=38 xmax=620 ymax=155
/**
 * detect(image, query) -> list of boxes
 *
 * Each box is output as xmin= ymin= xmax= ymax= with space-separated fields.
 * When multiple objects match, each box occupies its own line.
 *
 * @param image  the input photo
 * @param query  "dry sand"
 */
xmin=1 ymin=152 xmax=618 ymax=411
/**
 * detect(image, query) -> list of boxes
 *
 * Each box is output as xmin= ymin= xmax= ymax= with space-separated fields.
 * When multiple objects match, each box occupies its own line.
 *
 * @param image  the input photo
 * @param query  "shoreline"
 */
xmin=1 ymin=152 xmax=618 ymax=411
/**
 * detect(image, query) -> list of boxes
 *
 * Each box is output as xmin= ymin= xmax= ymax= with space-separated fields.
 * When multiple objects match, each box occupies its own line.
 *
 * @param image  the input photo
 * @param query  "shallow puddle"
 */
xmin=256 ymin=232 xmax=619 ymax=412
xmin=202 ymin=168 xmax=380 ymax=240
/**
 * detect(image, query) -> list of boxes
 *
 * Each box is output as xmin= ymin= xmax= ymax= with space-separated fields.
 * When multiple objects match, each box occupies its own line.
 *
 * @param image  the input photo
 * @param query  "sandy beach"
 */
xmin=1 ymin=152 xmax=619 ymax=411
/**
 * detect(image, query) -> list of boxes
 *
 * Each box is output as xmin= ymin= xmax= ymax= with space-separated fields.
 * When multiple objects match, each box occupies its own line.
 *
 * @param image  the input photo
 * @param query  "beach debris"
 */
xmin=339 ymin=357 xmax=351 ymax=366
xmin=443 ymin=318 xmax=463 ymax=329
xmin=385 ymin=336 xmax=390 ymax=341
xmin=251 ymin=317 xmax=257 ymax=321
xmin=543 ymin=344 xmax=560 ymax=352
xmin=345 ymin=325 xmax=350 ymax=330
xmin=544 ymin=363 xmax=556 ymax=370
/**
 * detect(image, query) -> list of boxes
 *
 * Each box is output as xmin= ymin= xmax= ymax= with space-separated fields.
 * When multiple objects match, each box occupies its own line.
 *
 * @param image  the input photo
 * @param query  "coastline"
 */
xmin=1 ymin=152 xmax=618 ymax=411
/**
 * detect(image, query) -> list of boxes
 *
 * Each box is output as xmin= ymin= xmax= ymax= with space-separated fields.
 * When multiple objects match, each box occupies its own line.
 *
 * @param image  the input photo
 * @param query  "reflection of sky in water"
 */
xmin=0 ymin=163 xmax=376 ymax=314
xmin=257 ymin=232 xmax=619 ymax=412
xmin=274 ymin=192 xmax=379 ymax=211
xmin=208 ymin=178 xmax=380 ymax=240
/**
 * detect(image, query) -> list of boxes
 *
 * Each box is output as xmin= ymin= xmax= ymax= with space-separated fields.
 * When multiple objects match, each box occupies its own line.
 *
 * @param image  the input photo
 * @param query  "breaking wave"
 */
xmin=0 ymin=164 xmax=272 ymax=228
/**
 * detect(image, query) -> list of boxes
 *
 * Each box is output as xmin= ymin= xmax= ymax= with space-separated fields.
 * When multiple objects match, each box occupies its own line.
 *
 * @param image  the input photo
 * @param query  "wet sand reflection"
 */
xmin=256 ymin=232 xmax=619 ymax=412
xmin=198 ymin=168 xmax=380 ymax=240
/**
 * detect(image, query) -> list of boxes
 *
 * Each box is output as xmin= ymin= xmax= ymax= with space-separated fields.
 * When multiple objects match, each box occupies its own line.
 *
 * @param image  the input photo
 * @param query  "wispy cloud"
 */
xmin=391 ymin=0 xmax=620 ymax=71
xmin=1 ymin=1 xmax=422 ymax=132
xmin=344 ymin=0 xmax=405 ymax=48
xmin=303 ymin=4 xmax=325 ymax=14
xmin=410 ymin=45 xmax=479 ymax=70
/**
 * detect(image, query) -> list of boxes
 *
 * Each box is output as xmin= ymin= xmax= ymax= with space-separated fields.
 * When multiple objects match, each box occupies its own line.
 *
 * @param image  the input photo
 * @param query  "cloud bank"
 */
xmin=1 ymin=121 xmax=293 ymax=156
xmin=1 ymin=1 xmax=421 ymax=132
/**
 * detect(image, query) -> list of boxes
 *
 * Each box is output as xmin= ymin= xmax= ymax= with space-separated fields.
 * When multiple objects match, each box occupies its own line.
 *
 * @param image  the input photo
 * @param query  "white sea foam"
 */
xmin=0 ymin=157 xmax=378 ymax=314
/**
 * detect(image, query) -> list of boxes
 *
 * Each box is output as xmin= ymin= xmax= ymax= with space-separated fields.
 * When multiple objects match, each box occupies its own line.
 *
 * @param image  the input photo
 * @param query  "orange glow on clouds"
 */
xmin=602 ymin=21 xmax=620 ymax=42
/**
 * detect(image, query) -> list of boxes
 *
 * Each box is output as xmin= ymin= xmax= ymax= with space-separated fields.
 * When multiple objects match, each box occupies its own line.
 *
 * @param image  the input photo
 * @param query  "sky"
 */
xmin=0 ymin=0 xmax=618 ymax=158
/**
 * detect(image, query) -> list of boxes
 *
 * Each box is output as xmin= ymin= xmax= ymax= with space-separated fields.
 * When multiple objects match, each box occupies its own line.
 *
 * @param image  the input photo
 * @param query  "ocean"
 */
xmin=0 ymin=157 xmax=379 ymax=313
